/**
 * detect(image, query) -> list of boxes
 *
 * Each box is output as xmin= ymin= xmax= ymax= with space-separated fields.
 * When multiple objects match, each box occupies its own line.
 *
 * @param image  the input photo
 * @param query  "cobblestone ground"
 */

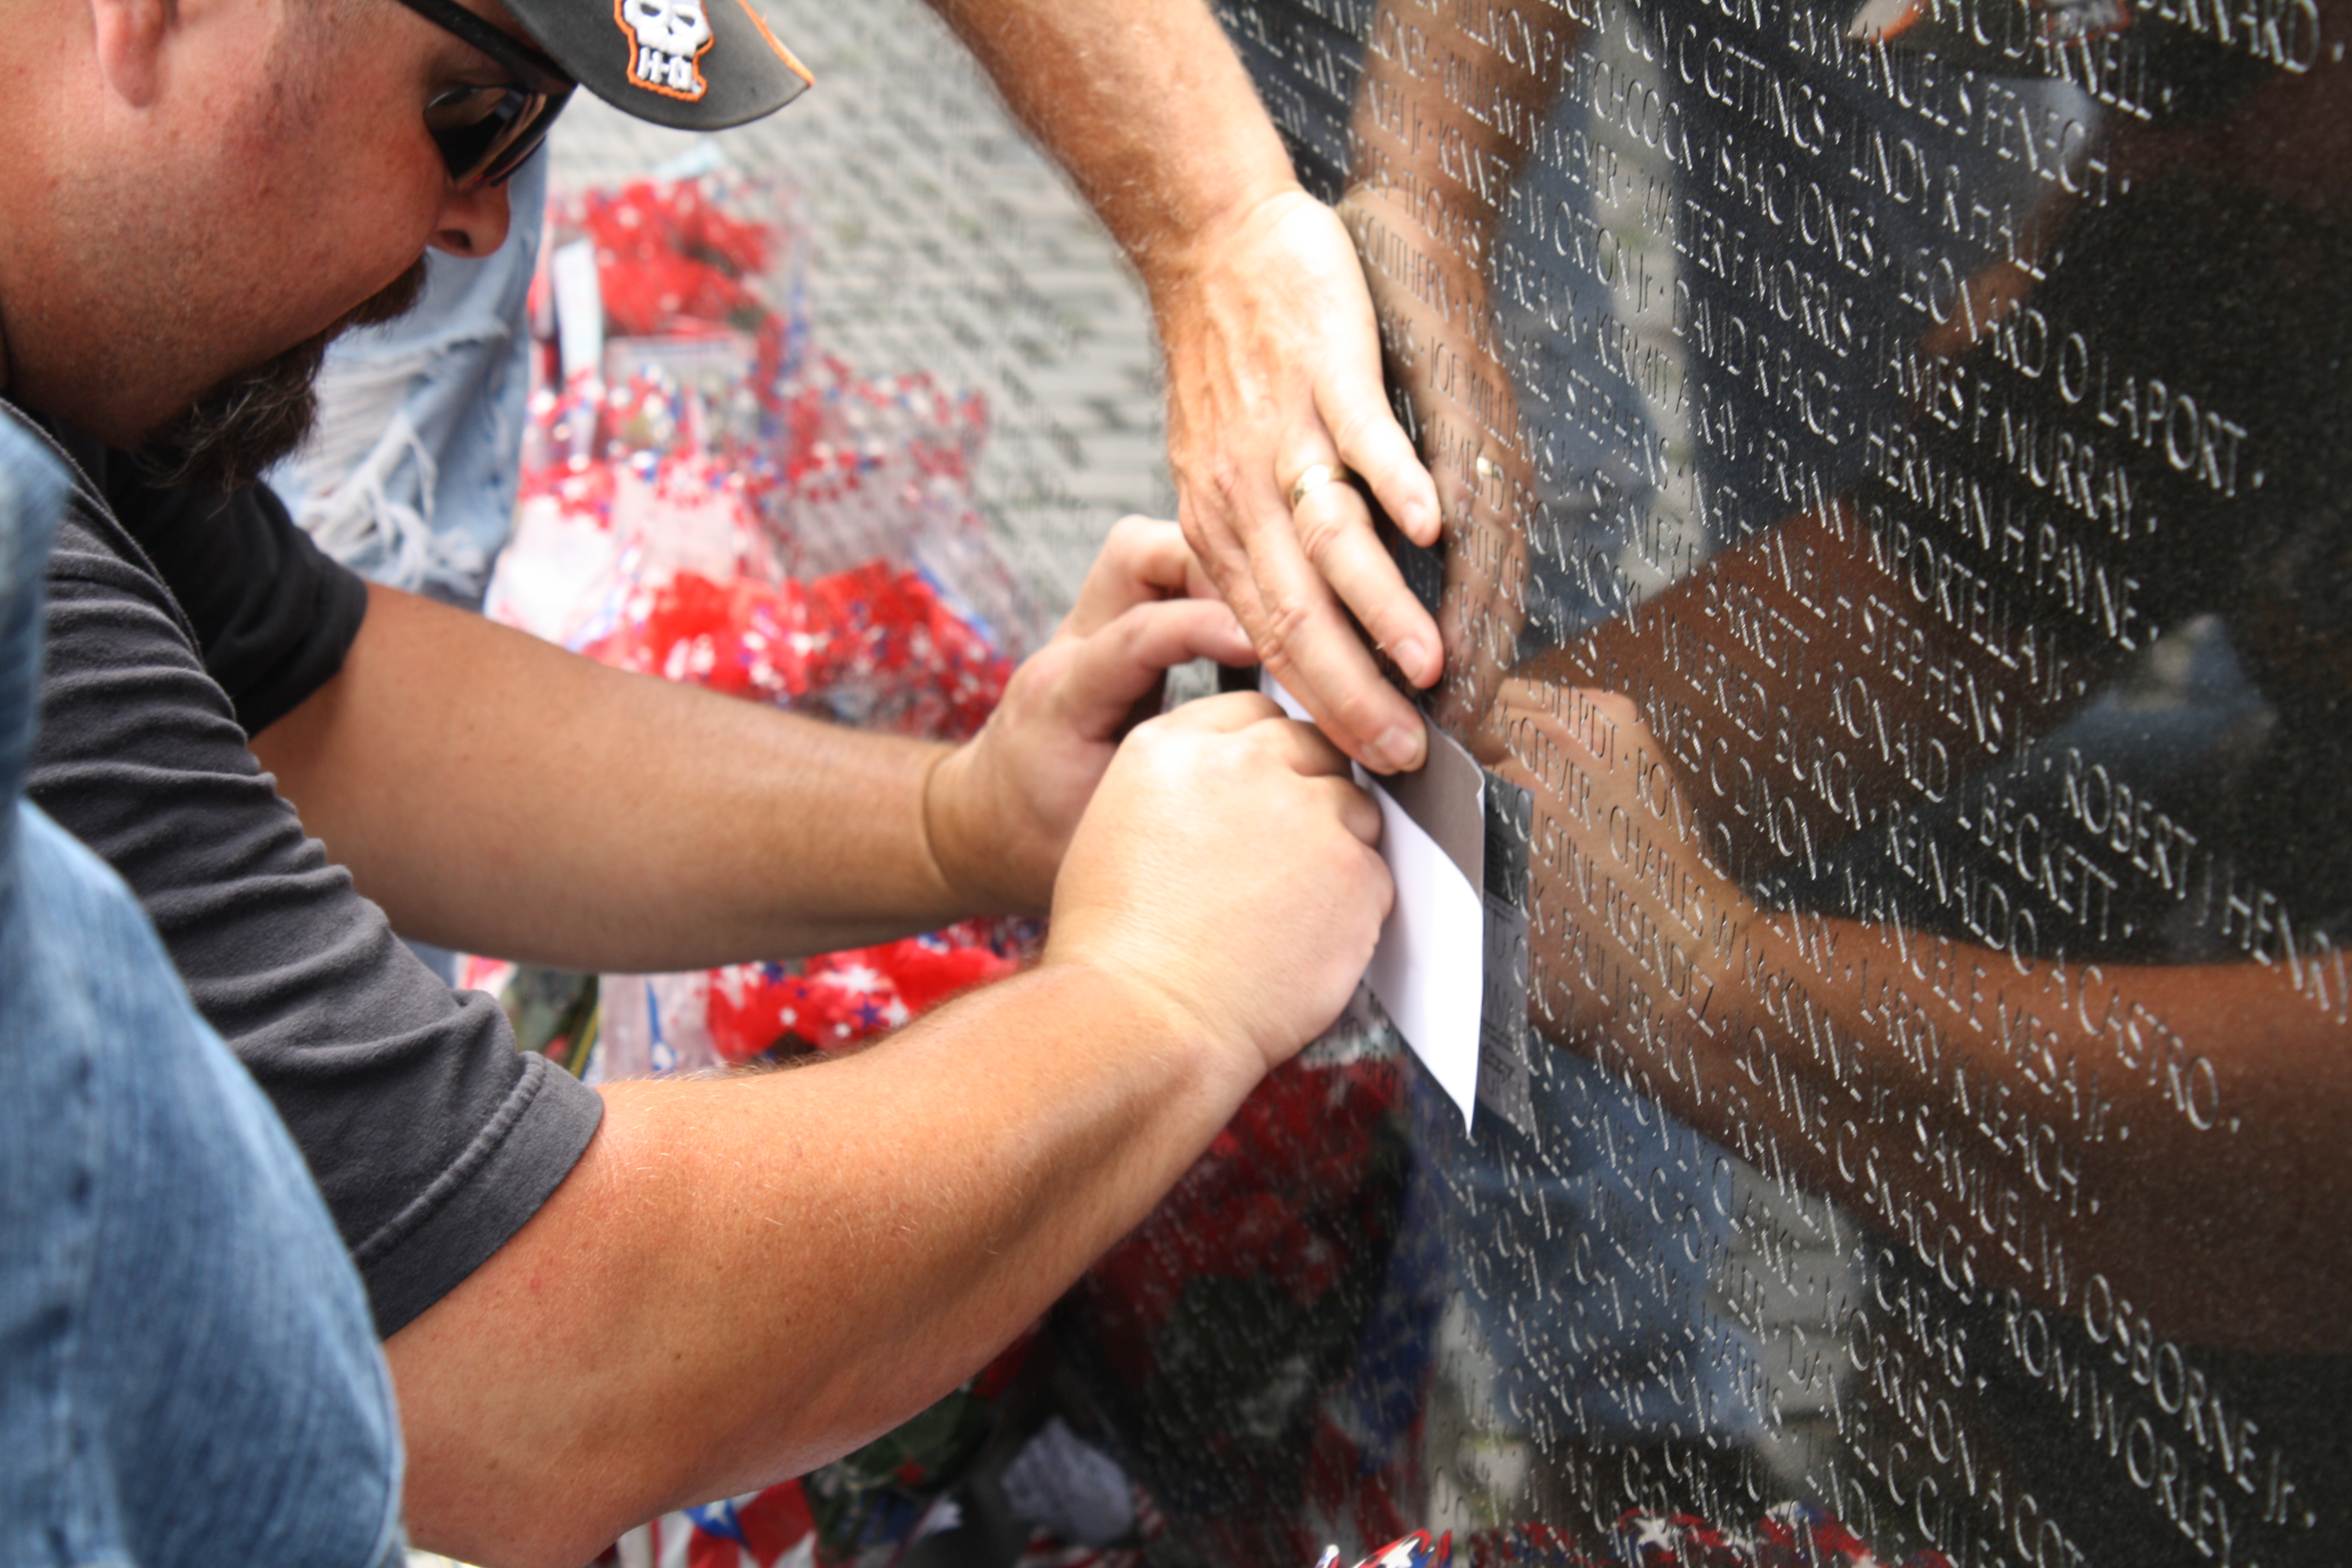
xmin=544 ymin=0 xmax=1173 ymax=622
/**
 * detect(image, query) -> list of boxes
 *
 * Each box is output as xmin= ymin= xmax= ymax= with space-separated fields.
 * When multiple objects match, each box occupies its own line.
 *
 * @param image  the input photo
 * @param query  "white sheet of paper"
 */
xmin=1361 ymin=780 xmax=1487 ymax=1126
xmin=1264 ymin=678 xmax=1486 ymax=1126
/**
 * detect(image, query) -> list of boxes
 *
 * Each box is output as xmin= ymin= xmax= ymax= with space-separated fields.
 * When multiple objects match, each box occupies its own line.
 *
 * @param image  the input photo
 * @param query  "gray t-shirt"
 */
xmin=24 ymin=438 xmax=601 ymax=1338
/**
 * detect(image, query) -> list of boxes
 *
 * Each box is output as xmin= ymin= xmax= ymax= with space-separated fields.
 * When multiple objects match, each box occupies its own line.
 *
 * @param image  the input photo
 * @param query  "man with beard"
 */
xmin=0 ymin=0 xmax=1410 ymax=1561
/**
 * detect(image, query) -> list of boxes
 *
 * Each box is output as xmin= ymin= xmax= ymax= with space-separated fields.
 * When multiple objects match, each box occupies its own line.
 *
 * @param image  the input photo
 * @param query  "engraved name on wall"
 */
xmin=1061 ymin=1 xmax=2351 ymax=1563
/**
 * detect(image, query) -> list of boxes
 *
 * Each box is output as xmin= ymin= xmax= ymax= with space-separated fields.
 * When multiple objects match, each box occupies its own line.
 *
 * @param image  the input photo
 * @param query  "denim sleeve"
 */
xmin=266 ymin=148 xmax=547 ymax=610
xmin=0 ymin=410 xmax=405 ymax=1568
xmin=0 ymin=808 xmax=410 ymax=1568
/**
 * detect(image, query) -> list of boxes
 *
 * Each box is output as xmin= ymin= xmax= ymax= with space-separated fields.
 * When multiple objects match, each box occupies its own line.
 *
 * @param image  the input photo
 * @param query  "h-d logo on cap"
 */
xmin=617 ymin=0 xmax=714 ymax=99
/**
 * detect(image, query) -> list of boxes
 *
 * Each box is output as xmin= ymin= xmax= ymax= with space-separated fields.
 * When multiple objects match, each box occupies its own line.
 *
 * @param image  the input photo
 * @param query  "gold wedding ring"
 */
xmin=1289 ymin=463 xmax=1349 ymax=511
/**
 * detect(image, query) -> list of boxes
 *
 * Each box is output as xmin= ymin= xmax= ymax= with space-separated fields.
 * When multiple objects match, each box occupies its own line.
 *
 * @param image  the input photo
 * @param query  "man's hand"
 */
xmin=926 ymin=517 xmax=1253 ymax=915
xmin=1157 ymin=189 xmax=1446 ymax=774
xmin=1046 ymin=691 xmax=1391 ymax=1072
xmin=394 ymin=696 xmax=1391 ymax=1567
xmin=920 ymin=1 xmax=1446 ymax=771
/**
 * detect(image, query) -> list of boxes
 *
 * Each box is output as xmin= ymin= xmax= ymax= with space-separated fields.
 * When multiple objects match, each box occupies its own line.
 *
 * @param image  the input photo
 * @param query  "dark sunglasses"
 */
xmin=391 ymin=0 xmax=576 ymax=188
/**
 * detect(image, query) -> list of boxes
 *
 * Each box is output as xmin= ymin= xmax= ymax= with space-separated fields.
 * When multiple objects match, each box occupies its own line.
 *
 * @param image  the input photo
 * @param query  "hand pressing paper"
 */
xmin=1264 ymin=677 xmax=1486 ymax=1126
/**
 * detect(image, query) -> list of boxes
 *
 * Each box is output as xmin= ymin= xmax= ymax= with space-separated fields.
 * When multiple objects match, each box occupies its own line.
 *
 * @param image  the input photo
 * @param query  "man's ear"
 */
xmin=91 ymin=0 xmax=175 ymax=108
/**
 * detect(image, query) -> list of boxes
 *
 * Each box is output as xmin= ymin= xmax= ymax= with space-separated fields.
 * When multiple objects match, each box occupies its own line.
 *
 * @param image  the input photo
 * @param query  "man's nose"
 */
xmin=430 ymin=178 xmax=514 ymax=260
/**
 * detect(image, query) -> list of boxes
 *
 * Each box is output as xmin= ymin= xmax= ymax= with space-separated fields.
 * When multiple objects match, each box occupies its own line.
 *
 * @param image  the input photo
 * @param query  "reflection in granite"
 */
xmin=1056 ymin=0 xmax=2352 ymax=1563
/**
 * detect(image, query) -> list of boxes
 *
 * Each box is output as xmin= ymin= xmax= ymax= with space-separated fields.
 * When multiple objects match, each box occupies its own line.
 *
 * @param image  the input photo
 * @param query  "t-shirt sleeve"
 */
xmin=98 ymin=468 xmax=370 ymax=736
xmin=27 ymin=511 xmax=603 ymax=1338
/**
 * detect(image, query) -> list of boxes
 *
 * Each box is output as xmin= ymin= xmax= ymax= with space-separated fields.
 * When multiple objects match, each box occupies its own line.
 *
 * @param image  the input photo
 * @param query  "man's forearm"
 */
xmin=377 ymin=683 xmax=1389 ymax=1566
xmin=923 ymin=0 xmax=1298 ymax=295
xmin=930 ymin=0 xmax=1458 ymax=776
xmin=253 ymin=584 xmax=966 ymax=970
xmin=388 ymin=959 xmax=1257 ymax=1568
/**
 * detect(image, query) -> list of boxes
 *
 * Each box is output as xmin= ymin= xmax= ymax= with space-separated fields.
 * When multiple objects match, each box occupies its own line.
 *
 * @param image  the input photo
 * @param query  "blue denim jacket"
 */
xmin=0 ymin=412 xmax=406 ymax=1568
xmin=266 ymin=152 xmax=549 ymax=608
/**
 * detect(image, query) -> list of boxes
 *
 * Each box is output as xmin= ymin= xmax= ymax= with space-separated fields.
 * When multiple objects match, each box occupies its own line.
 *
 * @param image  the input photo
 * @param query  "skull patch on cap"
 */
xmin=616 ymin=0 xmax=713 ymax=100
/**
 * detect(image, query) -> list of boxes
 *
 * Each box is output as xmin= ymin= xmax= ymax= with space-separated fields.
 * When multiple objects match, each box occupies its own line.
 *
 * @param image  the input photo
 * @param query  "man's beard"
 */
xmin=138 ymin=258 xmax=430 ymax=494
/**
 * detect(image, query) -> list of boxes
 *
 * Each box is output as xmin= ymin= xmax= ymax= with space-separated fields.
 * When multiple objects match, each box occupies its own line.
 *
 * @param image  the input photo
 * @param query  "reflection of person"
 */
xmin=1582 ymin=4 xmax=2351 ymax=1353
xmin=1261 ymin=0 xmax=2352 ymax=1351
xmin=1224 ymin=0 xmax=2352 ymax=1545
xmin=0 ymin=420 xmax=403 ymax=1565
xmin=1337 ymin=6 xmax=1775 ymax=1515
xmin=0 ymin=2 xmax=1402 ymax=1564
xmin=1339 ymin=3 xmax=1547 ymax=729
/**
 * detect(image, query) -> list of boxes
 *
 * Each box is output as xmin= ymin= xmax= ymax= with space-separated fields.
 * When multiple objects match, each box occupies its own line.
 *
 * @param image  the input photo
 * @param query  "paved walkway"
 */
xmin=546 ymin=0 xmax=1172 ymax=621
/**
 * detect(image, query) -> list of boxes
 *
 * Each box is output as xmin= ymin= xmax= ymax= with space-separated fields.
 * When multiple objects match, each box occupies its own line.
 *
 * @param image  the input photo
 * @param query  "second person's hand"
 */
xmin=923 ymin=517 xmax=1253 ymax=916
xmin=1155 ymin=188 xmax=1448 ymax=774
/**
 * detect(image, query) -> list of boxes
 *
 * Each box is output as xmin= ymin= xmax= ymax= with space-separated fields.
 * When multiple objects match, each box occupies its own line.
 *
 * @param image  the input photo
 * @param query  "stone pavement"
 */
xmin=544 ymin=0 xmax=1174 ymax=622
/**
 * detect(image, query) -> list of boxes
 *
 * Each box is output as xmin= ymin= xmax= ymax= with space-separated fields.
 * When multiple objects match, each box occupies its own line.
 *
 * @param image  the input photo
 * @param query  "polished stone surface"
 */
xmin=1054 ymin=1 xmax=2352 ymax=1562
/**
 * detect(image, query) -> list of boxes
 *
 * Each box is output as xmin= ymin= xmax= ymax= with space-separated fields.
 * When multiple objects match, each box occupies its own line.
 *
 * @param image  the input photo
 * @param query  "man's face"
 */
xmin=2 ymin=0 xmax=524 ymax=463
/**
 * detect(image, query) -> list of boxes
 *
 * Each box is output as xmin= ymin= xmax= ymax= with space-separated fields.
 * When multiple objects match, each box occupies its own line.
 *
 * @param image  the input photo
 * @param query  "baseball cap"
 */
xmin=504 ymin=0 xmax=812 ymax=130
